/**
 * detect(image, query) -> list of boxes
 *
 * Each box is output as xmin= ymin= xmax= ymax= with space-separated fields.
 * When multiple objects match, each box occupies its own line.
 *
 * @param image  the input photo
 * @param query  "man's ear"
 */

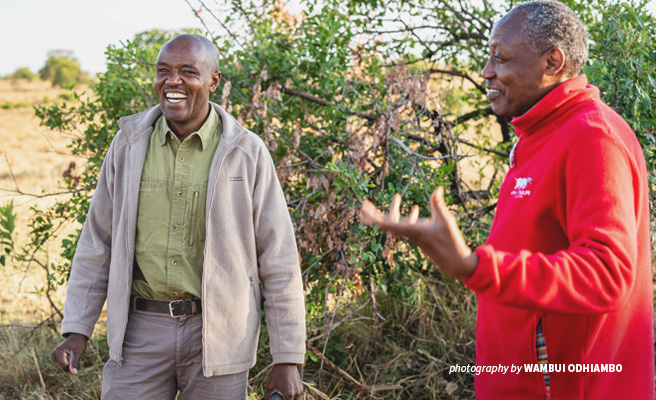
xmin=209 ymin=71 xmax=222 ymax=93
xmin=544 ymin=48 xmax=566 ymax=77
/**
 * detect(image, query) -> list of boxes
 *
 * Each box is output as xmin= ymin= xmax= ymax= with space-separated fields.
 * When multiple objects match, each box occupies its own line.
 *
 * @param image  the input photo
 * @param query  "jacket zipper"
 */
xmin=509 ymin=135 xmax=521 ymax=168
xmin=200 ymin=129 xmax=248 ymax=374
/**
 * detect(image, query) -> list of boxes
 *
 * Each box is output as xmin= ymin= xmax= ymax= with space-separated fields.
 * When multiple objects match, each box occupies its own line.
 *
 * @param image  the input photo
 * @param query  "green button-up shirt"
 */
xmin=132 ymin=107 xmax=222 ymax=301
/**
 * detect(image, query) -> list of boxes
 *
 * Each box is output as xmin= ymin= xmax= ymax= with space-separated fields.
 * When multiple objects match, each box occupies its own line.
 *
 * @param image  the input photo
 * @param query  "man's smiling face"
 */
xmin=154 ymin=36 xmax=220 ymax=138
xmin=481 ymin=12 xmax=555 ymax=118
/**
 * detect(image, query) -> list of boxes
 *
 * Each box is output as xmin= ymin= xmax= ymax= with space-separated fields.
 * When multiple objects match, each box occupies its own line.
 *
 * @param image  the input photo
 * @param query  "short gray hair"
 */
xmin=509 ymin=0 xmax=589 ymax=77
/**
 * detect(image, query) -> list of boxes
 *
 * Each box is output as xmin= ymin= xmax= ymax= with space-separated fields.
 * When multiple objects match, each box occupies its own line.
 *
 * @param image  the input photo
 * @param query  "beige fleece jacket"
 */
xmin=61 ymin=103 xmax=306 ymax=376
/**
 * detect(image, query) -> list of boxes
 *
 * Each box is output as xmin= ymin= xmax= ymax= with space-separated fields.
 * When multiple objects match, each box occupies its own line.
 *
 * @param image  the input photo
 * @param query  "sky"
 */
xmin=1 ymin=0 xmax=655 ymax=77
xmin=0 ymin=0 xmax=202 ymax=76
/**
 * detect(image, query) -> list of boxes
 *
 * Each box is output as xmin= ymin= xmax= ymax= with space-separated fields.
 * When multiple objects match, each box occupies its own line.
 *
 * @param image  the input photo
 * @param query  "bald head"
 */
xmin=160 ymin=34 xmax=220 ymax=73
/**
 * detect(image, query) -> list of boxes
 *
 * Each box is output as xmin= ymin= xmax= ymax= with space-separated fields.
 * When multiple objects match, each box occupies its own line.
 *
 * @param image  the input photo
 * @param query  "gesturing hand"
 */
xmin=360 ymin=187 xmax=478 ymax=282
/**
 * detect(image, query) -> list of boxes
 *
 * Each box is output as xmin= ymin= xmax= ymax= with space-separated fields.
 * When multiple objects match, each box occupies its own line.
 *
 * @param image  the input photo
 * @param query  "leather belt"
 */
xmin=131 ymin=295 xmax=202 ymax=318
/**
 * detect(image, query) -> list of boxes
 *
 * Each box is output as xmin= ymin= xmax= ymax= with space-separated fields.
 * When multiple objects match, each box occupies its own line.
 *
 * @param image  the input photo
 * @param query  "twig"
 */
xmin=427 ymin=68 xmax=486 ymax=95
xmin=456 ymin=138 xmax=508 ymax=157
xmin=319 ymin=251 xmax=349 ymax=370
xmin=0 ymin=187 xmax=89 ymax=199
xmin=306 ymin=342 xmax=403 ymax=395
xmin=280 ymin=87 xmax=379 ymax=122
xmin=306 ymin=342 xmax=372 ymax=395
xmin=31 ymin=347 xmax=48 ymax=392
xmin=369 ymin=276 xmax=386 ymax=322
xmin=184 ymin=0 xmax=217 ymax=43
xmin=389 ymin=136 xmax=462 ymax=160
xmin=3 ymin=155 xmax=20 ymax=192
xmin=455 ymin=107 xmax=494 ymax=125
xmin=195 ymin=0 xmax=246 ymax=50
xmin=307 ymin=298 xmax=373 ymax=343
xmin=274 ymin=128 xmax=325 ymax=170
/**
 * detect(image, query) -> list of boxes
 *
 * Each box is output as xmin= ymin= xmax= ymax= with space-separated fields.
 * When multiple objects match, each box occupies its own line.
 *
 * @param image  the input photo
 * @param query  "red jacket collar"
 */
xmin=510 ymin=74 xmax=600 ymax=137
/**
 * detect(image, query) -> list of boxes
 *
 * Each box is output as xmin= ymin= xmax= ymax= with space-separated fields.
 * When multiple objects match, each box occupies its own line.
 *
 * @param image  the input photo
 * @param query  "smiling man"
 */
xmin=361 ymin=1 xmax=654 ymax=399
xmin=50 ymin=34 xmax=306 ymax=400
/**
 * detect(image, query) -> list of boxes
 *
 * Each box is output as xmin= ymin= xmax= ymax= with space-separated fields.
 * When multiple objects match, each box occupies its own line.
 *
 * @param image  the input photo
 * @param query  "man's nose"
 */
xmin=481 ymin=58 xmax=495 ymax=79
xmin=167 ymin=71 xmax=183 ymax=85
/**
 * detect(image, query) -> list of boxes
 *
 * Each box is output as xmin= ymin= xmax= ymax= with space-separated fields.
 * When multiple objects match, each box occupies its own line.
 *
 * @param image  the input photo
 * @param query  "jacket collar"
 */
xmin=117 ymin=102 xmax=245 ymax=147
xmin=510 ymin=74 xmax=600 ymax=137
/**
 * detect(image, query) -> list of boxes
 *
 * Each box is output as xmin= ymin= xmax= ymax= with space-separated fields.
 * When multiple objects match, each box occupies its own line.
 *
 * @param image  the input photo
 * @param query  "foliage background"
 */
xmin=1 ymin=0 xmax=654 ymax=398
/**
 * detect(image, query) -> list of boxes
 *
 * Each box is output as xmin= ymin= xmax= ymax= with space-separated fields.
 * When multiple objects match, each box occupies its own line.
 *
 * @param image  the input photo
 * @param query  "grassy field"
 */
xmin=0 ymin=78 xmax=104 ymax=399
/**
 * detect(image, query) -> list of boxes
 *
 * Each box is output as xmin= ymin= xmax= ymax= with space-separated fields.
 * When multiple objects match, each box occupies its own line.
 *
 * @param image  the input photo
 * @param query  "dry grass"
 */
xmin=0 ymin=79 xmax=86 ymax=242
xmin=0 ymin=79 xmax=97 ymax=399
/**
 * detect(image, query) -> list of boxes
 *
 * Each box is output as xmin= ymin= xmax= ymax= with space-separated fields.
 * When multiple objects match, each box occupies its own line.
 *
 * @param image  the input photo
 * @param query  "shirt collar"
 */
xmin=154 ymin=106 xmax=221 ymax=150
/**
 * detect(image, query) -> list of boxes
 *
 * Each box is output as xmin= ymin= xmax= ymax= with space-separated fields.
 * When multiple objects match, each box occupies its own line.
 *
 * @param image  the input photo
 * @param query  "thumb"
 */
xmin=67 ymin=349 xmax=79 ymax=375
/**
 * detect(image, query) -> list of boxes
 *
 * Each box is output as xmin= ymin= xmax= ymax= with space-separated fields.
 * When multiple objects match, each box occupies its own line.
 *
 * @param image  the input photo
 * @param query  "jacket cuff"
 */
xmin=61 ymin=322 xmax=94 ymax=340
xmin=464 ymin=245 xmax=492 ymax=293
xmin=272 ymin=352 xmax=306 ymax=365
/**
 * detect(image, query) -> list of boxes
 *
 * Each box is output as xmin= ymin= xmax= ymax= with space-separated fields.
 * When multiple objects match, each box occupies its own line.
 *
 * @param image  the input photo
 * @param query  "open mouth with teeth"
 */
xmin=486 ymin=88 xmax=503 ymax=100
xmin=165 ymin=92 xmax=188 ymax=104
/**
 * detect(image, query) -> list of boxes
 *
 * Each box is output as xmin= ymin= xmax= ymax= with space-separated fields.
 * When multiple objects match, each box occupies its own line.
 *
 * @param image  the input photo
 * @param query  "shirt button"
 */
xmin=173 ymin=225 xmax=179 ymax=230
xmin=171 ymin=260 xmax=177 ymax=265
xmin=179 ymin=157 xmax=185 ymax=162
xmin=176 ymin=191 xmax=182 ymax=197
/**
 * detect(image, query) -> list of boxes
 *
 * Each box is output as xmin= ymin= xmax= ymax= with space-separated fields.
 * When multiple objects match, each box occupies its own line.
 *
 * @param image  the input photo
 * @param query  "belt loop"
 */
xmin=191 ymin=300 xmax=198 ymax=315
xmin=131 ymin=295 xmax=137 ymax=312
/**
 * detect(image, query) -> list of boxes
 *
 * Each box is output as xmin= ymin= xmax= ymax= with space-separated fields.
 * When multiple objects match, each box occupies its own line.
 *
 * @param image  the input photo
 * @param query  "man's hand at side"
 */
xmin=264 ymin=363 xmax=303 ymax=400
xmin=51 ymin=333 xmax=88 ymax=375
xmin=361 ymin=187 xmax=478 ymax=282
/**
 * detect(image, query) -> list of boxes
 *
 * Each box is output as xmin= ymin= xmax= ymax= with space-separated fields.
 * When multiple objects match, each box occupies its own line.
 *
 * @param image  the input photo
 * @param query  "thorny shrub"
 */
xmin=1 ymin=0 xmax=654 ymax=398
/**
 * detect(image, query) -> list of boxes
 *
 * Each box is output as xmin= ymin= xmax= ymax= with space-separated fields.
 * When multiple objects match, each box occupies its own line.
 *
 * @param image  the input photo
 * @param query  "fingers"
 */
xmin=389 ymin=193 xmax=402 ymax=223
xmin=429 ymin=186 xmax=448 ymax=222
xmin=360 ymin=200 xmax=384 ymax=225
xmin=408 ymin=205 xmax=419 ymax=224
xmin=361 ymin=195 xmax=422 ymax=234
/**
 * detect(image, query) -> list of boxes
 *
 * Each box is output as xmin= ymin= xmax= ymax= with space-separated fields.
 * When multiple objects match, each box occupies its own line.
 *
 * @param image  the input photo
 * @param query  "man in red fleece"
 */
xmin=361 ymin=1 xmax=654 ymax=399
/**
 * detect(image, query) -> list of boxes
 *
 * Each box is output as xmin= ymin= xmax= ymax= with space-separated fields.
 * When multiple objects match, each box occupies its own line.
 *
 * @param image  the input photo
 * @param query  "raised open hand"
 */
xmin=360 ymin=187 xmax=478 ymax=282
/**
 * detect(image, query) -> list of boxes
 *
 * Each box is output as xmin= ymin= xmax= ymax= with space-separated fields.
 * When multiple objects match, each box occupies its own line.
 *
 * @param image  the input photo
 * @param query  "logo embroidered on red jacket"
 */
xmin=511 ymin=177 xmax=533 ymax=198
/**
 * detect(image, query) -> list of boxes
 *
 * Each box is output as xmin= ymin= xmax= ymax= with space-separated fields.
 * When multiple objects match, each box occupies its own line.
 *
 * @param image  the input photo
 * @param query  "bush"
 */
xmin=584 ymin=1 xmax=656 ymax=210
xmin=39 ymin=50 xmax=88 ymax=87
xmin=7 ymin=67 xmax=37 ymax=81
xmin=0 ymin=101 xmax=30 ymax=109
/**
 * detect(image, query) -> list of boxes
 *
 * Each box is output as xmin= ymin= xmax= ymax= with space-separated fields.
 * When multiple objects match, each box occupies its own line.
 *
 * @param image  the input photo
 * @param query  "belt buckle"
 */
xmin=168 ymin=300 xmax=186 ymax=318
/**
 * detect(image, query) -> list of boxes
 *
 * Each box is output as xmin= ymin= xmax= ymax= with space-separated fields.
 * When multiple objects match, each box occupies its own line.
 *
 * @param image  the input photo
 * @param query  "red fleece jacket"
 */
xmin=465 ymin=75 xmax=654 ymax=399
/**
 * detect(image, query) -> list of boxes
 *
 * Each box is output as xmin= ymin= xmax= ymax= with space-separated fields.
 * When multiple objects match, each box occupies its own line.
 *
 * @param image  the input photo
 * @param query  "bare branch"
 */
xmin=456 ymin=137 xmax=508 ymax=157
xmin=427 ymin=68 xmax=487 ymax=95
xmin=280 ymin=87 xmax=379 ymax=122
xmin=389 ymin=136 xmax=463 ymax=161
xmin=193 ymin=0 xmax=246 ymax=50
